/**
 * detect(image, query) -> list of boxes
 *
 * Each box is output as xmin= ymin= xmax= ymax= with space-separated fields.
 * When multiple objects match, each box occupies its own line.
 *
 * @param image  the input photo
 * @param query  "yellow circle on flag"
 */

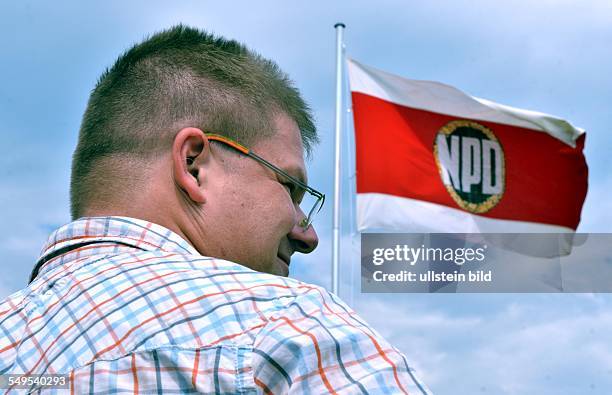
xmin=433 ymin=120 xmax=505 ymax=214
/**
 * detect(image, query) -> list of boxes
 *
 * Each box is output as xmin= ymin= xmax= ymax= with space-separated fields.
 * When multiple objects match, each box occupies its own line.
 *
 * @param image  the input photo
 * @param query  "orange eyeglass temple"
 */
xmin=205 ymin=133 xmax=250 ymax=155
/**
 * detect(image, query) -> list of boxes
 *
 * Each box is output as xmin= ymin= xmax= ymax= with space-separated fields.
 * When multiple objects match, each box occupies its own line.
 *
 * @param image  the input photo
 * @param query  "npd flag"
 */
xmin=348 ymin=59 xmax=588 ymax=233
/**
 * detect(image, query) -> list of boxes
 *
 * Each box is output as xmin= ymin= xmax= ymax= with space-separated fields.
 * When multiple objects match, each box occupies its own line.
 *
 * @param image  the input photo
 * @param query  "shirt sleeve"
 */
xmin=252 ymin=285 xmax=432 ymax=395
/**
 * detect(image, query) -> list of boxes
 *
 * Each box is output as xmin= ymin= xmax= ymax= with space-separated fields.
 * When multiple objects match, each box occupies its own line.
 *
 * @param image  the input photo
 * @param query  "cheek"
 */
xmin=251 ymin=197 xmax=295 ymax=237
xmin=249 ymin=182 xmax=297 ymax=227
xmin=269 ymin=193 xmax=298 ymax=229
xmin=223 ymin=184 xmax=292 ymax=234
xmin=223 ymin=175 xmax=297 ymax=239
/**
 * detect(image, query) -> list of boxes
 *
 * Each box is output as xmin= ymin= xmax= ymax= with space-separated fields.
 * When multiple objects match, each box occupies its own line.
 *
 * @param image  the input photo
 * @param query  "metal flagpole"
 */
xmin=332 ymin=22 xmax=345 ymax=295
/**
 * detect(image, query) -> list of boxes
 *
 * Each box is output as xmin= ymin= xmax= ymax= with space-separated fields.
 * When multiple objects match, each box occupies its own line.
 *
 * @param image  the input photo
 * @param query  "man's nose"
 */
xmin=288 ymin=219 xmax=319 ymax=254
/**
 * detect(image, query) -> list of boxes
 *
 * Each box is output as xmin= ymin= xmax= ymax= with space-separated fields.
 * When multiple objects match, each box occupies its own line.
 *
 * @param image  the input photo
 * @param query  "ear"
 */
xmin=172 ymin=127 xmax=211 ymax=203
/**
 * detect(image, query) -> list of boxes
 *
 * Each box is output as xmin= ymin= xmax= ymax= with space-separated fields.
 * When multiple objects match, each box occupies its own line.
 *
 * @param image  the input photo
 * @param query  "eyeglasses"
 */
xmin=204 ymin=133 xmax=325 ymax=230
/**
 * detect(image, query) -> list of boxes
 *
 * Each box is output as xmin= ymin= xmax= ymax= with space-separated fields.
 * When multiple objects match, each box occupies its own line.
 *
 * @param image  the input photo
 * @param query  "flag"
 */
xmin=348 ymin=58 xmax=588 ymax=234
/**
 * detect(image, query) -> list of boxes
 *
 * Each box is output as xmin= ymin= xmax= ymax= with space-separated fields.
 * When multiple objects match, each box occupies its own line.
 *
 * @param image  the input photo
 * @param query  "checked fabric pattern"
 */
xmin=0 ymin=217 xmax=430 ymax=394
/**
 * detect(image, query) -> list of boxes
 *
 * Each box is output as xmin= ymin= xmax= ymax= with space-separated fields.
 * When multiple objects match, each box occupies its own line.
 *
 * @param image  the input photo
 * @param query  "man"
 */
xmin=0 ymin=26 xmax=430 ymax=394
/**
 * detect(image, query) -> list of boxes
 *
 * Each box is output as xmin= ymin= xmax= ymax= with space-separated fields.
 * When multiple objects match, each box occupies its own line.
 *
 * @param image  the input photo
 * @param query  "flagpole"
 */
xmin=332 ymin=22 xmax=345 ymax=295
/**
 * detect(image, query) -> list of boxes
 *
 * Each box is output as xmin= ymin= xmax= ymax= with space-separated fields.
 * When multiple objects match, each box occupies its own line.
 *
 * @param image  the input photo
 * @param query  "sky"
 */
xmin=1 ymin=1 xmax=611 ymax=393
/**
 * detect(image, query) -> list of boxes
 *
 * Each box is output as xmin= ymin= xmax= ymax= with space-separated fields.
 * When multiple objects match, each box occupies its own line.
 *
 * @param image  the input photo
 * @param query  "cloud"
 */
xmin=350 ymin=293 xmax=612 ymax=394
xmin=578 ymin=175 xmax=612 ymax=232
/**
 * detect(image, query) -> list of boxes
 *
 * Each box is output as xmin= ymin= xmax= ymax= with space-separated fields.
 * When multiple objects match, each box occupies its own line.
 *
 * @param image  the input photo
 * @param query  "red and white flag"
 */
xmin=348 ymin=59 xmax=588 ymax=233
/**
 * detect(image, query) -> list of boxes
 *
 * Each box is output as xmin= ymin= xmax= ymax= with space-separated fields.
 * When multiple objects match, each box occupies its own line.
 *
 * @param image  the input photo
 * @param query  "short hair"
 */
xmin=70 ymin=25 xmax=317 ymax=219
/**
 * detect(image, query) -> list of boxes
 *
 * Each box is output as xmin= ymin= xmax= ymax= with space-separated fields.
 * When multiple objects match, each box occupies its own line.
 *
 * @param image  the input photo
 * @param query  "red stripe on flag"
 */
xmin=352 ymin=92 xmax=588 ymax=229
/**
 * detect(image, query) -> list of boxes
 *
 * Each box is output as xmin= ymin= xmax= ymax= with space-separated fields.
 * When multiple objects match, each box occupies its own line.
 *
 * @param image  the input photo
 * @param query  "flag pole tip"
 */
xmin=334 ymin=22 xmax=346 ymax=28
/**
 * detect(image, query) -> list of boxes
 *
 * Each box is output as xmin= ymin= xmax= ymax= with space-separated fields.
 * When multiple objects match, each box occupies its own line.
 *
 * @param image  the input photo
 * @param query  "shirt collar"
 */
xmin=32 ymin=216 xmax=200 ymax=281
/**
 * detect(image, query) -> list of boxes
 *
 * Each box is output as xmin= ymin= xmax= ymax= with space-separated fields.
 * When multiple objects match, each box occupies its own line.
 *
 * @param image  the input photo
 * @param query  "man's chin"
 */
xmin=273 ymin=256 xmax=290 ymax=277
xmin=221 ymin=253 xmax=289 ymax=277
xmin=234 ymin=256 xmax=289 ymax=277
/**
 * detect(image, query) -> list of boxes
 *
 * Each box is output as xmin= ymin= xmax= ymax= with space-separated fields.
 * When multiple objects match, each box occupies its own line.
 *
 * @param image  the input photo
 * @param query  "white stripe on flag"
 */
xmin=347 ymin=58 xmax=584 ymax=147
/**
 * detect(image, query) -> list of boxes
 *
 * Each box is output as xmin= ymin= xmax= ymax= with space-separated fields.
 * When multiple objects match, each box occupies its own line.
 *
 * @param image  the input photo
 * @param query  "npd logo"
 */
xmin=433 ymin=120 xmax=505 ymax=213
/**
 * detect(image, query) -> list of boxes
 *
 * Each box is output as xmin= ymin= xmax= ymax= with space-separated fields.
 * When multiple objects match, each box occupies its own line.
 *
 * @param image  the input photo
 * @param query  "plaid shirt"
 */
xmin=0 ymin=217 xmax=430 ymax=394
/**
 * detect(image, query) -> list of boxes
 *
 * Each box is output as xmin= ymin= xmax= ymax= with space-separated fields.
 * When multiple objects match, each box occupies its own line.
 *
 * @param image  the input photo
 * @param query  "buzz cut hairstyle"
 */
xmin=70 ymin=24 xmax=317 ymax=219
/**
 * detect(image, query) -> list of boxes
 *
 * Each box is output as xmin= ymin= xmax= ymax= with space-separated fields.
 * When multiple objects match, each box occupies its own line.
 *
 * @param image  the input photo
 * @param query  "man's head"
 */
xmin=70 ymin=25 xmax=320 ymax=276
